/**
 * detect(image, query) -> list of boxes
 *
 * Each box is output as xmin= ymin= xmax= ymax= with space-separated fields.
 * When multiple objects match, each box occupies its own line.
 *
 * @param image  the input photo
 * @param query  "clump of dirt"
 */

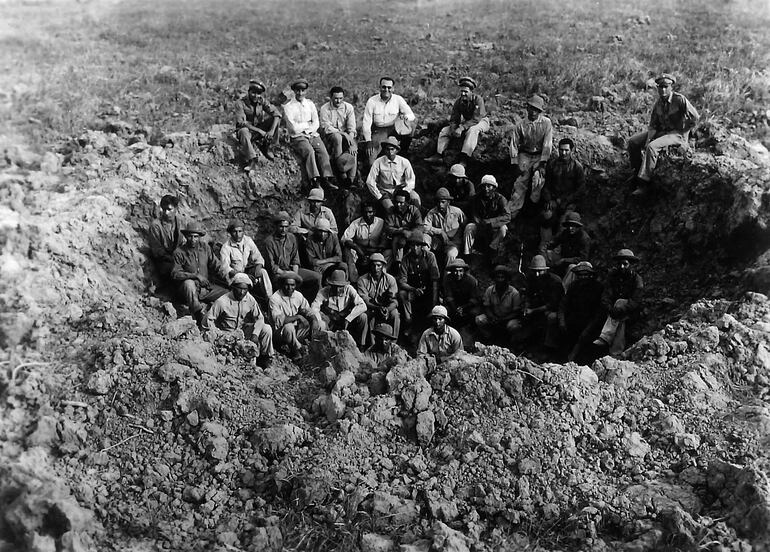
xmin=2 ymin=103 xmax=770 ymax=552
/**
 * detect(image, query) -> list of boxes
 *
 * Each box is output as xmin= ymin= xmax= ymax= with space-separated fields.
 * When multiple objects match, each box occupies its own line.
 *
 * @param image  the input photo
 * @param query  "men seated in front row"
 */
xmin=357 ymin=253 xmax=400 ymax=340
xmin=219 ymin=218 xmax=272 ymax=309
xmin=398 ymin=234 xmax=440 ymax=337
xmin=269 ymin=272 xmax=319 ymax=360
xmin=417 ymin=306 xmax=463 ymax=364
xmin=312 ymin=269 xmax=368 ymax=347
xmin=366 ymin=136 xmax=420 ymax=212
xmin=476 ymin=265 xmax=522 ymax=344
xmin=593 ymin=249 xmax=644 ymax=353
xmin=519 ymin=255 xmax=564 ymax=349
xmin=442 ymin=258 xmax=479 ymax=348
xmin=171 ymin=223 xmax=234 ymax=324
xmin=264 ymin=211 xmax=321 ymax=300
xmin=423 ymin=187 xmax=466 ymax=266
xmin=463 ymin=175 xmax=510 ymax=263
xmin=425 ymin=76 xmax=489 ymax=165
xmin=555 ymin=261 xmax=604 ymax=362
xmin=319 ymin=86 xmax=357 ymax=188
xmin=341 ymin=202 xmax=386 ymax=282
xmin=207 ymin=273 xmax=274 ymax=367
xmin=283 ymin=78 xmax=335 ymax=190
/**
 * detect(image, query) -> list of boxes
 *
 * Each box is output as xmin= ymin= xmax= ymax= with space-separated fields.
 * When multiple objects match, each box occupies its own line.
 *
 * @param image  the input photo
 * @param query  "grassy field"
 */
xmin=1 ymin=0 xmax=768 ymax=148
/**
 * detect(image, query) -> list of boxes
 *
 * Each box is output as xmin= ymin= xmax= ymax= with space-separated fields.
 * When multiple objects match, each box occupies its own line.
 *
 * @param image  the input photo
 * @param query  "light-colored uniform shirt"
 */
xmin=311 ymin=285 xmax=367 ymax=323
xmin=509 ymin=114 xmax=553 ymax=163
xmin=362 ymin=93 xmax=415 ymax=141
xmin=207 ymin=292 xmax=263 ymax=331
xmin=283 ymin=98 xmax=320 ymax=138
xmin=220 ymin=236 xmax=265 ymax=274
xmin=269 ymin=290 xmax=313 ymax=328
xmin=357 ymin=272 xmax=398 ymax=306
xmin=423 ymin=205 xmax=466 ymax=243
xmin=417 ymin=326 xmax=463 ymax=359
xmin=483 ymin=284 xmax=521 ymax=319
xmin=342 ymin=217 xmax=385 ymax=249
xmin=290 ymin=203 xmax=338 ymax=234
xmin=319 ymin=101 xmax=357 ymax=136
xmin=366 ymin=155 xmax=416 ymax=200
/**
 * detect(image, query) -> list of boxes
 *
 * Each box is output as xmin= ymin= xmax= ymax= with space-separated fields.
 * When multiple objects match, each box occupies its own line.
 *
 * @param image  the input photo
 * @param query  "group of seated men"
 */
xmin=146 ymin=71 xmax=695 ymax=365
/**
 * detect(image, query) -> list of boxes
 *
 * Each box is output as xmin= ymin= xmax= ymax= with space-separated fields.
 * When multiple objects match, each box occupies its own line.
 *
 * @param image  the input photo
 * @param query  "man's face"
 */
xmin=229 ymin=226 xmax=244 ymax=242
xmin=532 ymin=268 xmax=547 ymax=278
xmin=248 ymin=88 xmax=260 ymax=103
xmin=331 ymin=284 xmax=344 ymax=297
xmin=394 ymin=195 xmax=407 ymax=213
xmin=308 ymin=199 xmax=321 ymax=213
xmin=379 ymin=79 xmax=394 ymax=100
xmin=451 ymin=267 xmax=465 ymax=280
xmin=558 ymin=144 xmax=572 ymax=161
xmin=186 ymin=233 xmax=202 ymax=246
xmin=277 ymin=221 xmax=289 ymax=237
xmin=565 ymin=223 xmax=578 ymax=235
xmin=282 ymin=279 xmax=296 ymax=295
xmin=384 ymin=145 xmax=398 ymax=160
xmin=232 ymin=286 xmax=249 ymax=300
xmin=438 ymin=198 xmax=450 ymax=213
xmin=459 ymin=86 xmax=472 ymax=100
xmin=657 ymin=82 xmax=673 ymax=101
xmin=363 ymin=206 xmax=376 ymax=223
xmin=526 ymin=105 xmax=540 ymax=121
xmin=161 ymin=204 xmax=176 ymax=221
xmin=432 ymin=316 xmax=446 ymax=331
xmin=481 ymin=183 xmax=495 ymax=197
xmin=371 ymin=261 xmax=384 ymax=277
xmin=617 ymin=259 xmax=631 ymax=272
xmin=494 ymin=272 xmax=508 ymax=286
xmin=294 ymin=87 xmax=306 ymax=101
xmin=314 ymin=229 xmax=329 ymax=242
xmin=331 ymin=92 xmax=344 ymax=108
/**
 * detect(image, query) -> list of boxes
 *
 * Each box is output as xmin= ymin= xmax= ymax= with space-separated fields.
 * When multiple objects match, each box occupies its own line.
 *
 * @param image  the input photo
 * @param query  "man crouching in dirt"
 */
xmin=171 ymin=223 xmax=235 ymax=325
xmin=417 ymin=306 xmax=463 ymax=364
xmin=269 ymin=272 xmax=319 ymax=361
xmin=235 ymin=79 xmax=282 ymax=173
xmin=311 ymin=269 xmax=368 ymax=347
xmin=207 ymin=273 xmax=274 ymax=367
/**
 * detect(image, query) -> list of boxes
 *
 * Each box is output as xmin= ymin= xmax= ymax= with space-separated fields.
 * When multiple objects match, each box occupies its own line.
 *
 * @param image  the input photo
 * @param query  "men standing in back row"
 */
xmin=363 ymin=77 xmax=416 ymax=166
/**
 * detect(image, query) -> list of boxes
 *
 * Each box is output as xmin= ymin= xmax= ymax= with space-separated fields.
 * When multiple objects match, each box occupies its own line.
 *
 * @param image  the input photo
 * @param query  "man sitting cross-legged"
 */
xmin=269 ymin=272 xmax=319 ymax=361
xmin=312 ymin=269 xmax=368 ymax=347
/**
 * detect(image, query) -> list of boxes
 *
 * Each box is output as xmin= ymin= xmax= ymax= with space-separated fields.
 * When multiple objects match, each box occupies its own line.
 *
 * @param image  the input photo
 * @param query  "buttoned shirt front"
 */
xmin=283 ymin=98 xmax=320 ymax=138
xmin=510 ymin=114 xmax=553 ymax=163
xmin=207 ymin=292 xmax=263 ymax=331
xmin=319 ymin=101 xmax=356 ymax=136
xmin=291 ymin=203 xmax=338 ymax=234
xmin=220 ymin=236 xmax=265 ymax=274
xmin=264 ymin=234 xmax=300 ymax=275
xmin=424 ymin=205 xmax=466 ymax=242
xmin=398 ymin=250 xmax=440 ymax=289
xmin=342 ymin=217 xmax=385 ymax=249
xmin=483 ymin=284 xmax=521 ymax=319
xmin=312 ymin=285 xmax=367 ymax=322
xmin=450 ymin=93 xmax=487 ymax=127
xmin=362 ymin=93 xmax=415 ymax=141
xmin=650 ymin=92 xmax=699 ymax=135
xmin=235 ymin=96 xmax=281 ymax=128
xmin=417 ymin=326 xmax=463 ymax=358
xmin=357 ymin=272 xmax=398 ymax=306
xmin=366 ymin=155 xmax=416 ymax=199
xmin=269 ymin=290 xmax=313 ymax=328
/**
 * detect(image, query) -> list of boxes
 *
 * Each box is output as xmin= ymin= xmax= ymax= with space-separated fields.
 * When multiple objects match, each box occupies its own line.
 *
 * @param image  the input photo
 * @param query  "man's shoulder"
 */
xmin=212 ymin=292 xmax=233 ymax=307
xmin=396 ymin=154 xmax=413 ymax=166
xmin=320 ymin=101 xmax=332 ymax=111
xmin=450 ymin=205 xmax=465 ymax=215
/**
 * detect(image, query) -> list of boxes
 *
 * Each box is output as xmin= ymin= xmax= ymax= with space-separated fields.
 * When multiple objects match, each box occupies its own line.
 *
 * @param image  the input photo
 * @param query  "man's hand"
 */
xmin=456 ymin=306 xmax=465 ymax=317
xmin=413 ymin=287 xmax=424 ymax=297
xmin=197 ymin=276 xmax=211 ymax=288
xmin=366 ymin=141 xmax=377 ymax=159
xmin=452 ymin=126 xmax=463 ymax=138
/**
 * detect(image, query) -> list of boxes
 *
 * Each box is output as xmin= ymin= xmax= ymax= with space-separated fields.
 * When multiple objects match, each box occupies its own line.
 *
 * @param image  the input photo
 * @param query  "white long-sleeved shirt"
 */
xmin=319 ymin=101 xmax=356 ymax=136
xmin=311 ymin=285 xmax=367 ymax=323
xmin=220 ymin=236 xmax=265 ymax=274
xmin=362 ymin=93 xmax=415 ymax=141
xmin=269 ymin=290 xmax=313 ymax=328
xmin=283 ymin=98 xmax=320 ymax=138
xmin=366 ymin=155 xmax=415 ymax=200
xmin=341 ymin=217 xmax=385 ymax=249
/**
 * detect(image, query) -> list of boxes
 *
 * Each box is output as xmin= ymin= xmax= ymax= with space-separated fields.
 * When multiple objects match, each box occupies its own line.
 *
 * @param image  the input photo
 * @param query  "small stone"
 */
xmin=416 ymin=410 xmax=436 ymax=446
xmin=361 ymin=532 xmax=395 ymax=552
xmin=325 ymin=394 xmax=346 ymax=422
xmin=186 ymin=410 xmax=199 ymax=427
xmin=85 ymin=370 xmax=113 ymax=395
xmin=182 ymin=486 xmax=205 ymax=503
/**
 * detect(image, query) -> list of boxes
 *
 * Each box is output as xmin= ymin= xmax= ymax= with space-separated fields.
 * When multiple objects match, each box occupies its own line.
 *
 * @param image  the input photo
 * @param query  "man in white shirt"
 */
xmin=312 ymin=269 xmax=368 ymax=346
xmin=366 ymin=137 xmax=420 ymax=212
xmin=362 ymin=76 xmax=417 ymax=166
xmin=219 ymin=219 xmax=273 ymax=309
xmin=319 ymin=86 xmax=357 ymax=187
xmin=341 ymin=202 xmax=386 ymax=282
xmin=283 ymin=78 xmax=335 ymax=190
xmin=269 ymin=272 xmax=319 ymax=360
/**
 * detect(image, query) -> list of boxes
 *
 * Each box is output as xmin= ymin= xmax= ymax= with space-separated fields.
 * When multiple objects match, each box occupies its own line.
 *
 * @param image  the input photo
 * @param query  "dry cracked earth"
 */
xmin=2 ymin=1 xmax=770 ymax=552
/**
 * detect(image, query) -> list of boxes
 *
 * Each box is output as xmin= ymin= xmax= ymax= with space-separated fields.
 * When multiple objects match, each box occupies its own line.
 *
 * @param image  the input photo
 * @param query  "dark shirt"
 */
xmin=171 ymin=242 xmax=229 ymax=283
xmin=447 ymin=177 xmax=475 ymax=206
xmin=549 ymin=229 xmax=590 ymax=263
xmin=470 ymin=191 xmax=510 ymax=227
xmin=603 ymin=268 xmax=644 ymax=314
xmin=560 ymin=278 xmax=604 ymax=331
xmin=649 ymin=92 xmax=699 ymax=135
xmin=525 ymin=272 xmax=564 ymax=312
xmin=450 ymin=93 xmax=487 ymax=127
xmin=305 ymin=233 xmax=342 ymax=271
xmin=264 ymin=233 xmax=300 ymax=276
xmin=148 ymin=216 xmax=184 ymax=263
xmin=443 ymin=273 xmax=480 ymax=311
xmin=543 ymin=157 xmax=586 ymax=206
xmin=235 ymin=97 xmax=281 ymax=129
xmin=385 ymin=205 xmax=423 ymax=238
xmin=398 ymin=250 xmax=440 ymax=289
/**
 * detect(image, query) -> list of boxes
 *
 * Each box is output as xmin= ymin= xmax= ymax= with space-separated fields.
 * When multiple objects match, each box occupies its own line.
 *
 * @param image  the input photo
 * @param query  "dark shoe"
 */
xmin=424 ymin=153 xmax=443 ymax=163
xmin=261 ymin=148 xmax=275 ymax=161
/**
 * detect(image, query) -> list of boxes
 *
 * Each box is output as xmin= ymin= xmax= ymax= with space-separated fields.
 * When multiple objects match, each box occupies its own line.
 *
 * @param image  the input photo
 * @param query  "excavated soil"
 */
xmin=2 ymin=89 xmax=770 ymax=552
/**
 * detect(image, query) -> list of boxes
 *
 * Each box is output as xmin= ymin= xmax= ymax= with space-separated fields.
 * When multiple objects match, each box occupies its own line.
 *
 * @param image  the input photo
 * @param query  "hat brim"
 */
xmin=278 ymin=273 xmax=304 ymax=285
xmin=373 ymin=329 xmax=396 ymax=339
xmin=182 ymin=229 xmax=206 ymax=236
xmin=614 ymin=255 xmax=639 ymax=263
xmin=527 ymin=102 xmax=544 ymax=111
xmin=380 ymin=142 xmax=401 ymax=152
xmin=563 ymin=221 xmax=583 ymax=227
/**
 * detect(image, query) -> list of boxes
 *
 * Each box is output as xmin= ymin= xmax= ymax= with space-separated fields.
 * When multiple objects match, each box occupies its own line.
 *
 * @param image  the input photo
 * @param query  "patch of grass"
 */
xmin=0 ymin=0 xmax=768 ymax=147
